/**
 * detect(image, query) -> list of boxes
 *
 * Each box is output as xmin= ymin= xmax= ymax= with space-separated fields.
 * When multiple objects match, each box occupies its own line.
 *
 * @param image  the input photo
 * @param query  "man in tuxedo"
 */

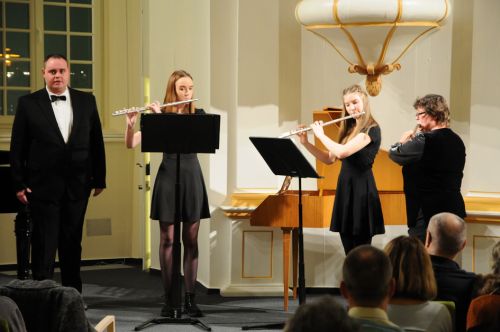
xmin=10 ymin=54 xmax=106 ymax=293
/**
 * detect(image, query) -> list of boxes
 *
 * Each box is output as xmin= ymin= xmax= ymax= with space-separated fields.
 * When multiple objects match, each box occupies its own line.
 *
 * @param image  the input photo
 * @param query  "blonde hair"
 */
xmin=163 ymin=69 xmax=196 ymax=113
xmin=384 ymin=236 xmax=437 ymax=301
xmin=338 ymin=84 xmax=379 ymax=144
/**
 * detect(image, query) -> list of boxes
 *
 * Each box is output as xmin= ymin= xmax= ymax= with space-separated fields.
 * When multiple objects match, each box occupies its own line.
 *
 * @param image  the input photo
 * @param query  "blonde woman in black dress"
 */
xmin=125 ymin=70 xmax=210 ymax=317
xmin=298 ymin=84 xmax=384 ymax=255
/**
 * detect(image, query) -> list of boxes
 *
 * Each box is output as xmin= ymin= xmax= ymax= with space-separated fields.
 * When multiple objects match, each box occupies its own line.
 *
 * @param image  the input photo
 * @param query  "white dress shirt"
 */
xmin=47 ymin=87 xmax=73 ymax=143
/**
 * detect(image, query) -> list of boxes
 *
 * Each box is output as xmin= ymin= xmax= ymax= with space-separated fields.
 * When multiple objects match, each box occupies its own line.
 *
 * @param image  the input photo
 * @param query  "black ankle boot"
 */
xmin=184 ymin=292 xmax=203 ymax=317
xmin=161 ymin=296 xmax=174 ymax=317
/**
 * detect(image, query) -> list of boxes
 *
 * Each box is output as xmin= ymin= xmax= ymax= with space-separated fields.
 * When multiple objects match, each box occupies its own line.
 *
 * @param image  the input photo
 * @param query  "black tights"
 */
xmin=159 ymin=221 xmax=200 ymax=296
xmin=340 ymin=233 xmax=372 ymax=256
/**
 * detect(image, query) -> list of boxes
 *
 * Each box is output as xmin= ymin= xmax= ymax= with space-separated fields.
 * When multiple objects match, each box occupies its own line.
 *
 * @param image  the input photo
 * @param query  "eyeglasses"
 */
xmin=415 ymin=111 xmax=426 ymax=118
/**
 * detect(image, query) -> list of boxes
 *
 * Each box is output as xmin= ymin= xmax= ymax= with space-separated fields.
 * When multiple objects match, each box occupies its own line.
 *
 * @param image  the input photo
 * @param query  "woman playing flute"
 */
xmin=298 ymin=84 xmax=384 ymax=255
xmin=125 ymin=70 xmax=210 ymax=318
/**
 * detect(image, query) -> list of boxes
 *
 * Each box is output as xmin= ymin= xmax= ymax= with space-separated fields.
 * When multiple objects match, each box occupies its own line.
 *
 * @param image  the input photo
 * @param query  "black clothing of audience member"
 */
xmin=426 ymin=213 xmax=477 ymax=332
xmin=431 ymin=255 xmax=477 ymax=332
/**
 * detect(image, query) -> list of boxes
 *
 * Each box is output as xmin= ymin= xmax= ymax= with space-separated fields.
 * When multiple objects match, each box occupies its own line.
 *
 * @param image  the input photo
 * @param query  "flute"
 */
xmin=111 ymin=98 xmax=199 ymax=116
xmin=278 ymin=112 xmax=365 ymax=138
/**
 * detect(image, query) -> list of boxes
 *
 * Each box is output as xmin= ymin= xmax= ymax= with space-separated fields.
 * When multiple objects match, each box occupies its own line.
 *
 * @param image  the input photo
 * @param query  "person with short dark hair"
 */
xmin=389 ymin=94 xmax=466 ymax=242
xmin=284 ymin=295 xmax=359 ymax=332
xmin=10 ymin=54 xmax=106 ymax=293
xmin=340 ymin=245 xmax=403 ymax=331
xmin=425 ymin=212 xmax=477 ymax=332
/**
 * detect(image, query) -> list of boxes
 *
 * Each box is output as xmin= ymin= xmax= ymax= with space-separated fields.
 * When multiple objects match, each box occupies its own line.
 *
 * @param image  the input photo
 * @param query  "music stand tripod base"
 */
xmin=135 ymin=317 xmax=211 ymax=331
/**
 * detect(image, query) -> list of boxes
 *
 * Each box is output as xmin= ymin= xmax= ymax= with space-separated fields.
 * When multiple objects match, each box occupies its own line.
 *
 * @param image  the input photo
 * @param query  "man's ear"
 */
xmin=425 ymin=231 xmax=432 ymax=248
xmin=460 ymin=239 xmax=467 ymax=251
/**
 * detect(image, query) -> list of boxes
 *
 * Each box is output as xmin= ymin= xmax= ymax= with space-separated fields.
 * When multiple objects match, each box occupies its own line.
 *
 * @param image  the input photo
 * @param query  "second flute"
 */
xmin=112 ymin=98 xmax=199 ymax=116
xmin=278 ymin=112 xmax=366 ymax=138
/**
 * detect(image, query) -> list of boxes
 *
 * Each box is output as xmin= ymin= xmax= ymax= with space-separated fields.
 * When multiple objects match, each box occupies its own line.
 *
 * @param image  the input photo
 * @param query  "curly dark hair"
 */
xmin=413 ymin=94 xmax=450 ymax=126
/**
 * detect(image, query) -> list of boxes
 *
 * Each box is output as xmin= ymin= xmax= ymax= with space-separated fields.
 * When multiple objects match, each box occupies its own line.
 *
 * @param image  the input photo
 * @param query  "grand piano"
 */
xmin=249 ymin=108 xmax=406 ymax=310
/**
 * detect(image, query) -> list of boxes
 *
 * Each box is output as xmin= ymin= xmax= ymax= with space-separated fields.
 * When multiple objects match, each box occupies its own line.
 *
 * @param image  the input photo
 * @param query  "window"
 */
xmin=0 ymin=0 xmax=97 ymax=119
xmin=43 ymin=0 xmax=94 ymax=91
xmin=0 ymin=0 xmax=31 ymax=116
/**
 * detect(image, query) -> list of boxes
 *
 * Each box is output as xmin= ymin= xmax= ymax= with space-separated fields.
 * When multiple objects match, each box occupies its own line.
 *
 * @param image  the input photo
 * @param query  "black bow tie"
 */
xmin=50 ymin=95 xmax=66 ymax=102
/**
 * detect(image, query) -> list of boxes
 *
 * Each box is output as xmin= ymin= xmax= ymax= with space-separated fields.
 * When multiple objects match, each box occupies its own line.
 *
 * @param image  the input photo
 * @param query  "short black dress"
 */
xmin=330 ymin=126 xmax=385 ymax=236
xmin=150 ymin=109 xmax=211 ymax=223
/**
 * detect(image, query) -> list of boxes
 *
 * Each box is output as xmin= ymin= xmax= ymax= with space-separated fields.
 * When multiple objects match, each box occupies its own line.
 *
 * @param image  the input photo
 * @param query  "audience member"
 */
xmin=0 ymin=296 xmax=27 ymax=332
xmin=425 ymin=212 xmax=477 ymax=332
xmin=284 ymin=295 xmax=359 ymax=332
xmin=466 ymin=274 xmax=500 ymax=332
xmin=340 ymin=245 xmax=404 ymax=332
xmin=491 ymin=240 xmax=500 ymax=275
xmin=385 ymin=235 xmax=452 ymax=332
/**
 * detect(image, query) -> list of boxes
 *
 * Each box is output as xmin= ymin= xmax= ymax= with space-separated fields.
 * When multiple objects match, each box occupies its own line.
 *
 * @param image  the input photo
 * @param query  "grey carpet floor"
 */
xmin=1 ymin=264 xmax=339 ymax=331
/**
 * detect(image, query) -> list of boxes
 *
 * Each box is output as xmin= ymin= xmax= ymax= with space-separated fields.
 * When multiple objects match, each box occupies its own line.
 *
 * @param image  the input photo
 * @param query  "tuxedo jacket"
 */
xmin=10 ymin=88 xmax=106 ymax=201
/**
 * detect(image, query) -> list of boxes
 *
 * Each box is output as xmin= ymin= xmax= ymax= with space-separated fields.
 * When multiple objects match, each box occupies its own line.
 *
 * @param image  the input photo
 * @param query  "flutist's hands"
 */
xmin=310 ymin=121 xmax=325 ymax=138
xmin=297 ymin=124 xmax=309 ymax=144
xmin=147 ymin=101 xmax=162 ymax=114
xmin=126 ymin=111 xmax=138 ymax=129
xmin=399 ymin=130 xmax=415 ymax=144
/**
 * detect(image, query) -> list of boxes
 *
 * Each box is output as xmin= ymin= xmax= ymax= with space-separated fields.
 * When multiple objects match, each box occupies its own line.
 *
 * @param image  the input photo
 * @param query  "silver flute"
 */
xmin=278 ymin=112 xmax=366 ymax=138
xmin=112 ymin=98 xmax=199 ymax=116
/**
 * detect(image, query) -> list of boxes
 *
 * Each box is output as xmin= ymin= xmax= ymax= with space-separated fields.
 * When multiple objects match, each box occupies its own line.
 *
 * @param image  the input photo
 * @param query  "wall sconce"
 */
xmin=296 ymin=0 xmax=449 ymax=96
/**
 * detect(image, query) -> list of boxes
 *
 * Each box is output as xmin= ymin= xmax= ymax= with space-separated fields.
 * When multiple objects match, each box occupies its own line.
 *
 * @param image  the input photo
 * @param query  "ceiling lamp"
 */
xmin=295 ymin=0 xmax=449 ymax=96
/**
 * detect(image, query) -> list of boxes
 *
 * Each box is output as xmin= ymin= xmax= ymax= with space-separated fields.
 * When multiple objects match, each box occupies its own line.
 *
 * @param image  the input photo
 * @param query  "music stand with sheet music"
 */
xmin=135 ymin=113 xmax=220 ymax=332
xmin=243 ymin=137 xmax=321 ymax=330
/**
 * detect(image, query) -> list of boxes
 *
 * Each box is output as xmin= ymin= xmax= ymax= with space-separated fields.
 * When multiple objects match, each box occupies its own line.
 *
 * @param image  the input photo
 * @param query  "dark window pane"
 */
xmin=70 ymin=63 xmax=92 ymax=89
xmin=0 ymin=4 xmax=3 ymax=26
xmin=6 ymin=3 xmax=29 ymax=29
xmin=70 ymin=36 xmax=92 ymax=60
xmin=44 ymin=5 xmax=66 ymax=31
xmin=6 ymin=32 xmax=30 ymax=58
xmin=71 ymin=0 xmax=92 ymax=4
xmin=44 ymin=34 xmax=67 ymax=58
xmin=70 ymin=7 xmax=91 ymax=32
xmin=7 ymin=90 xmax=29 ymax=115
xmin=45 ymin=0 xmax=65 ymax=3
xmin=6 ymin=61 xmax=30 ymax=87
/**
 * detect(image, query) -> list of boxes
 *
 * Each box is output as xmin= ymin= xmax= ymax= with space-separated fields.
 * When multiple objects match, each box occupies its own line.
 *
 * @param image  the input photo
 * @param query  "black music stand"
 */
xmin=135 ymin=113 xmax=220 ymax=332
xmin=242 ymin=137 xmax=321 ymax=330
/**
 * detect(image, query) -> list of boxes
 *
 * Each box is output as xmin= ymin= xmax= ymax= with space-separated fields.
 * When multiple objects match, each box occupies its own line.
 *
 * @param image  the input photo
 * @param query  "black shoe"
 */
xmin=160 ymin=303 xmax=174 ymax=317
xmin=184 ymin=292 xmax=203 ymax=317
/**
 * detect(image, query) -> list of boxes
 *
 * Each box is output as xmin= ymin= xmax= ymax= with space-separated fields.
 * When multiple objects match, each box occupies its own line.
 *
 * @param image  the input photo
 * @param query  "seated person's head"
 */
xmin=341 ymin=245 xmax=394 ymax=308
xmin=284 ymin=295 xmax=359 ymax=332
xmin=384 ymin=235 xmax=437 ymax=301
xmin=426 ymin=212 xmax=466 ymax=258
xmin=475 ymin=274 xmax=500 ymax=296
xmin=491 ymin=241 xmax=500 ymax=275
